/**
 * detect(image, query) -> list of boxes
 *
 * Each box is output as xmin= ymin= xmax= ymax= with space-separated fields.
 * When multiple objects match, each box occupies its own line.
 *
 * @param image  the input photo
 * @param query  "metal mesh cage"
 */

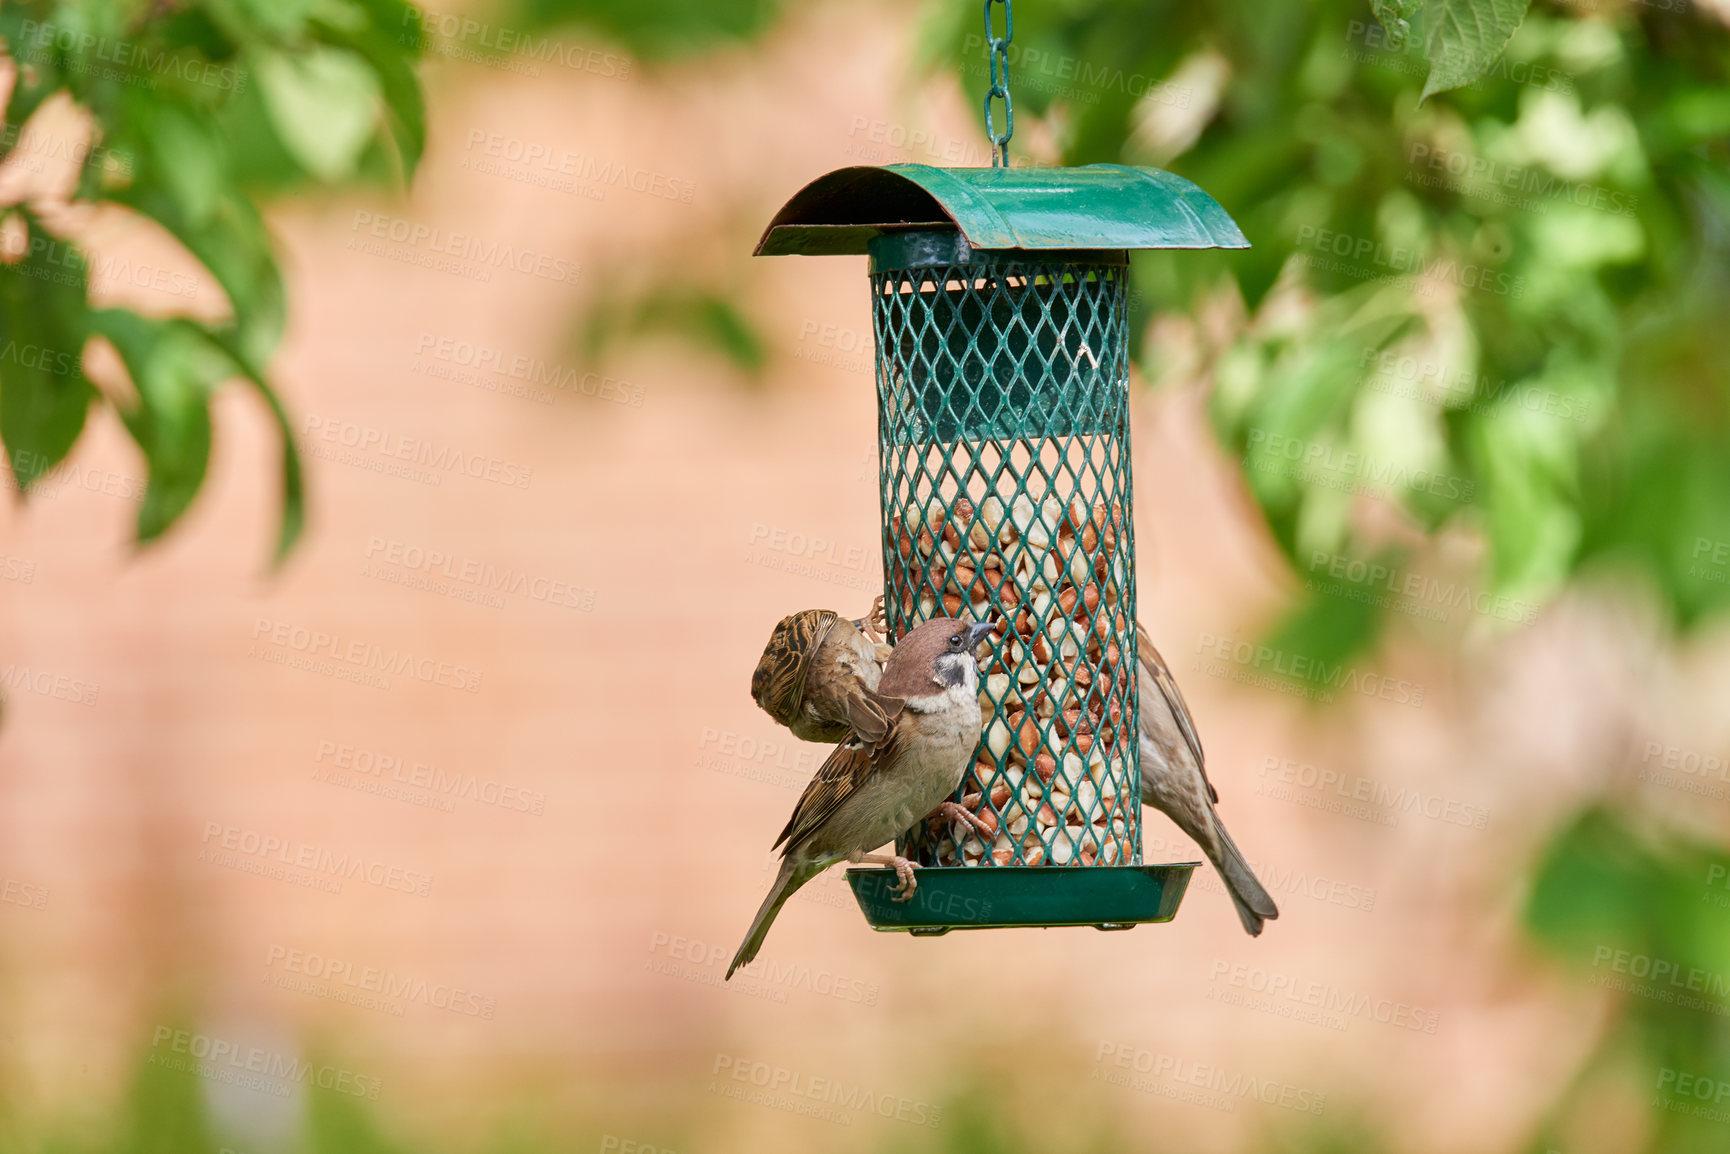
xmin=870 ymin=230 xmax=1141 ymax=873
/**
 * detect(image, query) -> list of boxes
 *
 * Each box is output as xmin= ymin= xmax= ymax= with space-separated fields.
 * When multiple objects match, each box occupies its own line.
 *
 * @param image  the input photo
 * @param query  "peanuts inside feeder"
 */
xmin=754 ymin=164 xmax=1249 ymax=932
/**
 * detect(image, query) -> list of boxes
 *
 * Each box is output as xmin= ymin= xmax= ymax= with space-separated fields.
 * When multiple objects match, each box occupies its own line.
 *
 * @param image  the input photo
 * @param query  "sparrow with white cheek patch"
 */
xmin=1135 ymin=622 xmax=1280 ymax=936
xmin=727 ymin=617 xmax=998 ymax=979
xmin=751 ymin=608 xmax=896 ymax=745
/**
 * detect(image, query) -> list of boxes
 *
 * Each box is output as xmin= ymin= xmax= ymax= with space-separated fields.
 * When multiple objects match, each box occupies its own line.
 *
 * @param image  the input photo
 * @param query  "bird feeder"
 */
xmin=754 ymin=163 xmax=1247 ymax=933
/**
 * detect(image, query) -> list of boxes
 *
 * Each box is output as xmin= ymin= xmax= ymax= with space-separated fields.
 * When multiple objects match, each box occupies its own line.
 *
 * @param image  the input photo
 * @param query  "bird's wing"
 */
xmin=772 ymin=697 xmax=906 ymax=852
xmin=1136 ymin=622 xmax=1217 ymax=804
xmin=838 ymin=684 xmax=896 ymax=745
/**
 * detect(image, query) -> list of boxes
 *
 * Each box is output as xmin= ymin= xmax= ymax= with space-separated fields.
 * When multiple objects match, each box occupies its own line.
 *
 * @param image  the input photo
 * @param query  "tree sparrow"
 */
xmin=727 ymin=618 xmax=998 ymax=978
xmin=1136 ymin=621 xmax=1280 ymax=935
xmin=750 ymin=607 xmax=895 ymax=745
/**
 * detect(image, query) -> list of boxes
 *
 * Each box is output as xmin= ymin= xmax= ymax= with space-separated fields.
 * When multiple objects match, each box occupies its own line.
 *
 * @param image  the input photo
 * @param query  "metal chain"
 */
xmin=982 ymin=0 xmax=1014 ymax=167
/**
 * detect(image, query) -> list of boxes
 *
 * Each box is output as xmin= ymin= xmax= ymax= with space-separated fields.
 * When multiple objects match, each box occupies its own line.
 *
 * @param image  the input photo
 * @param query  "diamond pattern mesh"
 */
xmin=872 ymin=254 xmax=1141 ymax=870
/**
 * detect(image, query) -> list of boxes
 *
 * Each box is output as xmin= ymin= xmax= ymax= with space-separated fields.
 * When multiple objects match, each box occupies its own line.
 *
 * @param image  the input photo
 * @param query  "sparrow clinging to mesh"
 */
xmin=1136 ymin=621 xmax=1280 ymax=936
xmin=751 ymin=605 xmax=895 ymax=745
xmin=728 ymin=618 xmax=998 ymax=978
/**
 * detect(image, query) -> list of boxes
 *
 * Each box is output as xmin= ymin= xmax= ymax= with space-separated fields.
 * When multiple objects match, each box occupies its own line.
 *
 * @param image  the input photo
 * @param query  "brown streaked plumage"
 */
xmin=728 ymin=617 xmax=997 ymax=979
xmin=751 ymin=609 xmax=894 ymax=745
xmin=1135 ymin=622 xmax=1279 ymax=936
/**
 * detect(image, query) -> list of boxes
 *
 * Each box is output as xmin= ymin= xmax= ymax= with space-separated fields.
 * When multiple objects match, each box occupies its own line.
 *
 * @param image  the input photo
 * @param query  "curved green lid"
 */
xmin=754 ymin=163 xmax=1249 ymax=257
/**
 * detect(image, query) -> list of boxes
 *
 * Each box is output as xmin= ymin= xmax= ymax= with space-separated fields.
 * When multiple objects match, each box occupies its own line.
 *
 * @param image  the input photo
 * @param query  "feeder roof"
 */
xmin=754 ymin=163 xmax=1249 ymax=257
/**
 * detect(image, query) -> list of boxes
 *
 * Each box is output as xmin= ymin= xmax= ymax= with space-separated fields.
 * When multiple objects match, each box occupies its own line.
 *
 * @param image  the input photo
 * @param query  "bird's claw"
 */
xmin=939 ymin=800 xmax=994 ymax=840
xmin=888 ymin=856 xmax=919 ymax=902
xmin=864 ymin=595 xmax=889 ymax=643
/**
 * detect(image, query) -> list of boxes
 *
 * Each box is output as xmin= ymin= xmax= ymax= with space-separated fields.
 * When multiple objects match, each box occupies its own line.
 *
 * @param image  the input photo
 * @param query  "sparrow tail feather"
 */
xmin=1210 ymin=819 xmax=1279 ymax=936
xmin=727 ymin=857 xmax=811 ymax=980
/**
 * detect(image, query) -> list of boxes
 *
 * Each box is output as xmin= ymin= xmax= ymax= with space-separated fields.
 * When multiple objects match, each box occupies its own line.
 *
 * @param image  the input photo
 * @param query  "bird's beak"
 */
xmin=966 ymin=620 xmax=998 ymax=650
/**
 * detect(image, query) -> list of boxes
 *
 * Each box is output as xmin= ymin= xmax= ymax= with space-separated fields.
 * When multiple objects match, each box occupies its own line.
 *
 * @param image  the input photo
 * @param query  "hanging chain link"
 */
xmin=982 ymin=0 xmax=1014 ymax=167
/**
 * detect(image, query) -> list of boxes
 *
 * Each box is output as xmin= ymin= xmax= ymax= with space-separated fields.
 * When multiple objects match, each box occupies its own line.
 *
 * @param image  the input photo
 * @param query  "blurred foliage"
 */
xmin=923 ymin=0 xmax=1730 ymax=651
xmin=506 ymin=0 xmax=786 ymax=59
xmin=1526 ymin=806 xmax=1730 ymax=1153
xmin=501 ymin=0 xmax=788 ymax=382
xmin=578 ymin=280 xmax=769 ymax=379
xmin=0 ymin=0 xmax=424 ymax=562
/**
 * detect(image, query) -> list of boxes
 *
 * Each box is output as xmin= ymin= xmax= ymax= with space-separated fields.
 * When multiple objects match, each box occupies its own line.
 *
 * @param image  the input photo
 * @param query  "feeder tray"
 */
xmin=847 ymin=862 xmax=1198 ymax=935
xmin=754 ymin=163 xmax=1247 ymax=933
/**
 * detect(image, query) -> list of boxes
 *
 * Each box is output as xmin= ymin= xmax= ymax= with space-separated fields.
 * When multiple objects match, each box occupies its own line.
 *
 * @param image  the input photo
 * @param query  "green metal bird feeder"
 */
xmin=753 ymin=0 xmax=1247 ymax=935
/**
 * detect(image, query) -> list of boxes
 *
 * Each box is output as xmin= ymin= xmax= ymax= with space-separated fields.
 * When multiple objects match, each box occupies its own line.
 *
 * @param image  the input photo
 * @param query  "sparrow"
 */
xmin=1136 ymin=621 xmax=1280 ymax=936
xmin=750 ymin=605 xmax=895 ymax=745
xmin=727 ymin=617 xmax=998 ymax=979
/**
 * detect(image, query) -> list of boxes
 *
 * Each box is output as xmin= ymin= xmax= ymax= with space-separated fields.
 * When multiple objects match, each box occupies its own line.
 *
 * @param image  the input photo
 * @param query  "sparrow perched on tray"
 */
xmin=861 ymin=611 xmax=1279 ymax=934
xmin=728 ymin=617 xmax=998 ymax=979
xmin=1136 ymin=622 xmax=1280 ymax=936
xmin=750 ymin=603 xmax=895 ymax=745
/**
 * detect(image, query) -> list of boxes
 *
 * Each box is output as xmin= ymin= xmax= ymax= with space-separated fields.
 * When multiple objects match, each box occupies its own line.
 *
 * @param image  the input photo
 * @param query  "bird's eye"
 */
xmin=950 ymin=633 xmax=963 ymax=649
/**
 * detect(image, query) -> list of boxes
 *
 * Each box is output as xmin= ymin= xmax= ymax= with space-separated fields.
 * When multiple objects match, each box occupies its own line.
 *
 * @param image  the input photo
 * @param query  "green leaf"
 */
xmin=0 ymin=212 xmax=96 ymax=490
xmin=330 ymin=0 xmax=428 ymax=177
xmin=1412 ymin=0 xmax=1533 ymax=102
xmin=92 ymin=311 xmax=223 ymax=543
xmin=202 ymin=329 xmax=305 ymax=567
xmin=147 ymin=106 xmax=227 ymax=228
xmin=115 ymin=178 xmax=287 ymax=367
xmin=254 ymin=45 xmax=382 ymax=181
xmin=92 ymin=310 xmax=304 ymax=563
xmin=1468 ymin=371 xmax=1584 ymax=603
